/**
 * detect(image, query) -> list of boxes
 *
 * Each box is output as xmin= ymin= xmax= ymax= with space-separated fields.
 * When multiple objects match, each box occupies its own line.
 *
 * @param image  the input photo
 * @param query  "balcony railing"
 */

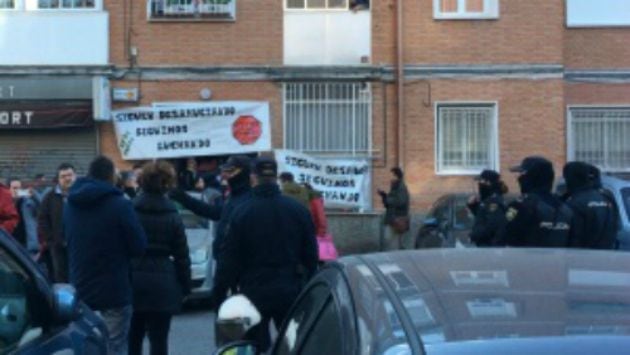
xmin=147 ymin=0 xmax=235 ymax=21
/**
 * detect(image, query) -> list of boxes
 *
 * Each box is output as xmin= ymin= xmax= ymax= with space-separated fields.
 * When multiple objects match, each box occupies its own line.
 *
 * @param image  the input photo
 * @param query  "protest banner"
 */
xmin=112 ymin=101 xmax=271 ymax=159
xmin=275 ymin=150 xmax=371 ymax=210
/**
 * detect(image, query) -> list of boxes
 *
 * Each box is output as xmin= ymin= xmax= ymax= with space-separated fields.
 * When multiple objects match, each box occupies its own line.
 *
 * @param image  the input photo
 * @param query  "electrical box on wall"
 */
xmin=112 ymin=88 xmax=140 ymax=102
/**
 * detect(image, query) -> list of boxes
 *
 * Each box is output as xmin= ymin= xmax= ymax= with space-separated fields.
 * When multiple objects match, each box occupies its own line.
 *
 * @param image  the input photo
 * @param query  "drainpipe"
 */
xmin=396 ymin=0 xmax=405 ymax=169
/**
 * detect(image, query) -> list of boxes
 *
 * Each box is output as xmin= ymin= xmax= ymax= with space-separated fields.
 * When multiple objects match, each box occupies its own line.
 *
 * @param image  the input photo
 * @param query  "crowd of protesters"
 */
xmin=0 ymin=152 xmax=622 ymax=354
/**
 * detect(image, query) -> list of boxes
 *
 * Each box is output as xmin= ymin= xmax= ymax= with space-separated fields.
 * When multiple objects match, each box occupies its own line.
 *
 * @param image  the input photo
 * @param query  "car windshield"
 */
xmin=622 ymin=188 xmax=630 ymax=221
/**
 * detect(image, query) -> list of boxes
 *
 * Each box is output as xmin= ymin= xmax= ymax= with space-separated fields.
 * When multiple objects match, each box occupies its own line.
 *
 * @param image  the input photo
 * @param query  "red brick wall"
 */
xmin=400 ymin=0 xmax=564 ymax=64
xmin=106 ymin=0 xmax=283 ymax=66
xmin=566 ymin=83 xmax=630 ymax=104
xmin=393 ymin=79 xmax=567 ymax=210
xmin=565 ymin=29 xmax=630 ymax=69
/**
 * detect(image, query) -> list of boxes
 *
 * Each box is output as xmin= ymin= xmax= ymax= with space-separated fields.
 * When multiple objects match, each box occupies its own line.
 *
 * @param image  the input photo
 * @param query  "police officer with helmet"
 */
xmin=467 ymin=170 xmax=508 ymax=247
xmin=562 ymin=161 xmax=618 ymax=249
xmin=499 ymin=156 xmax=576 ymax=247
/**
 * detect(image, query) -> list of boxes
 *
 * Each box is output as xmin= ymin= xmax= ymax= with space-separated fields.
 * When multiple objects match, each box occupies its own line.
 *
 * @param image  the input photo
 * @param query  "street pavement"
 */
xmin=143 ymin=305 xmax=216 ymax=355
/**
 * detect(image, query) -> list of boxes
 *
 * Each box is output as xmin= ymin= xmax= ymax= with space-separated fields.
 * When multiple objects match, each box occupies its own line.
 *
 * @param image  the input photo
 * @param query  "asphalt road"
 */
xmin=142 ymin=305 xmax=216 ymax=355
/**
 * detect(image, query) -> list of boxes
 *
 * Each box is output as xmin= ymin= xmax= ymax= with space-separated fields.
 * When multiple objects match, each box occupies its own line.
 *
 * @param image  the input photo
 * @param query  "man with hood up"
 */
xmin=467 ymin=170 xmax=508 ymax=247
xmin=499 ymin=156 xmax=575 ymax=247
xmin=170 ymin=155 xmax=252 ymax=262
xmin=64 ymin=155 xmax=147 ymax=355
xmin=562 ymin=161 xmax=617 ymax=249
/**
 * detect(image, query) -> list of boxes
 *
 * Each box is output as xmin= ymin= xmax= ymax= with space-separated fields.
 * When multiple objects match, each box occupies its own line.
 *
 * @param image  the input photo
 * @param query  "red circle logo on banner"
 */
xmin=232 ymin=115 xmax=262 ymax=145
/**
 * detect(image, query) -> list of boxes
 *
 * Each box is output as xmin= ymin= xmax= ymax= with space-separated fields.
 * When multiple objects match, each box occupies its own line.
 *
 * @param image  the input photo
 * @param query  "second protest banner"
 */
xmin=275 ymin=150 xmax=371 ymax=210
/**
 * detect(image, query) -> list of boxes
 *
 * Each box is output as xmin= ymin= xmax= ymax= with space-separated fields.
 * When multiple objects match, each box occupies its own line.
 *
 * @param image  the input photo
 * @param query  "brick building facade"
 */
xmin=1 ymin=0 xmax=629 ymax=213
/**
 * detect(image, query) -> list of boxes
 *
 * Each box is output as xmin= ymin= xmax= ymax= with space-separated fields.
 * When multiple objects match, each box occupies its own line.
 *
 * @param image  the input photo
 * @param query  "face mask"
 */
xmin=479 ymin=184 xmax=494 ymax=200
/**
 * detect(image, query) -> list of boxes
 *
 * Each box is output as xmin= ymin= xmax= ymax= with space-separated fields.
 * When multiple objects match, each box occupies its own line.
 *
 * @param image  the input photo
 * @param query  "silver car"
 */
xmin=179 ymin=206 xmax=215 ymax=302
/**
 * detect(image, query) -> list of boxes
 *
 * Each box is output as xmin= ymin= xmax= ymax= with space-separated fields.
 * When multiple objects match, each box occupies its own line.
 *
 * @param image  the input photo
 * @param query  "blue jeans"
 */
xmin=98 ymin=305 xmax=133 ymax=355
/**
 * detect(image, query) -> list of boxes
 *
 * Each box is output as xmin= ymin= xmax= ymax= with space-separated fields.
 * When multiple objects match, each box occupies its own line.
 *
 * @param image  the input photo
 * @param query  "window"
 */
xmin=275 ymin=284 xmax=330 ymax=355
xmin=0 ymin=0 xmax=14 ymax=9
xmin=0 ymin=247 xmax=35 ymax=353
xmin=299 ymin=300 xmax=343 ymax=355
xmin=433 ymin=0 xmax=499 ymax=20
xmin=287 ymin=0 xmax=358 ymax=10
xmin=569 ymin=108 xmax=630 ymax=172
xmin=567 ymin=0 xmax=630 ymax=27
xmin=622 ymin=188 xmax=630 ymax=222
xmin=436 ymin=103 xmax=498 ymax=174
xmin=38 ymin=0 xmax=95 ymax=8
xmin=284 ymin=82 xmax=371 ymax=157
xmin=148 ymin=0 xmax=236 ymax=20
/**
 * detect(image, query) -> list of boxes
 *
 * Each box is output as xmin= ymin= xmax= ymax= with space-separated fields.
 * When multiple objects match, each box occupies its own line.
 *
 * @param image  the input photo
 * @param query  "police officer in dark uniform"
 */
xmin=212 ymin=156 xmax=318 ymax=352
xmin=499 ymin=156 xmax=575 ymax=247
xmin=467 ymin=170 xmax=508 ymax=247
xmin=562 ymin=161 xmax=618 ymax=249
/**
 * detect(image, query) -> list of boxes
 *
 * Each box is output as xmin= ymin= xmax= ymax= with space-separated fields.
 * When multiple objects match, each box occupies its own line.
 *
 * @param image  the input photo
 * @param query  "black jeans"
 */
xmin=128 ymin=312 xmax=172 ymax=355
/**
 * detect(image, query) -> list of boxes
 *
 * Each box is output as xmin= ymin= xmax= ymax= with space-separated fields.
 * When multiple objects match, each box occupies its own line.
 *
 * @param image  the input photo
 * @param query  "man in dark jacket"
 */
xmin=563 ymin=162 xmax=618 ymax=249
xmin=64 ymin=156 xmax=147 ymax=355
xmin=378 ymin=167 xmax=411 ymax=250
xmin=170 ymin=155 xmax=252 ymax=261
xmin=213 ymin=156 xmax=318 ymax=352
xmin=467 ymin=170 xmax=507 ymax=247
xmin=500 ymin=156 xmax=576 ymax=247
xmin=38 ymin=163 xmax=76 ymax=282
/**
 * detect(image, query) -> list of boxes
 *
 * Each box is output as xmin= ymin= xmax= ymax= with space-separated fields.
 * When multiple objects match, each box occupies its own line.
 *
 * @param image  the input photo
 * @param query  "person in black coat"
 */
xmin=212 ymin=156 xmax=318 ymax=352
xmin=129 ymin=161 xmax=191 ymax=355
xmin=499 ymin=156 xmax=576 ymax=247
xmin=562 ymin=162 xmax=618 ymax=249
xmin=467 ymin=170 xmax=508 ymax=247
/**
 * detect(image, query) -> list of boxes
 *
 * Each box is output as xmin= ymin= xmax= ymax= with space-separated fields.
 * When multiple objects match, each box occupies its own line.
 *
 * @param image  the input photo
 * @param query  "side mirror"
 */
xmin=53 ymin=284 xmax=80 ymax=323
xmin=214 ymin=340 xmax=257 ymax=355
xmin=422 ymin=217 xmax=439 ymax=228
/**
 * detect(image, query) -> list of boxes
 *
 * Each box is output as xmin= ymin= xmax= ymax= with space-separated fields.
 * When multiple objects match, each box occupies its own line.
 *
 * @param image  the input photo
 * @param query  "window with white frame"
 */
xmin=284 ymin=82 xmax=371 ymax=156
xmin=38 ymin=0 xmax=95 ymax=8
xmin=569 ymin=108 xmax=630 ymax=172
xmin=286 ymin=0 xmax=368 ymax=10
xmin=433 ymin=0 xmax=499 ymax=20
xmin=0 ymin=0 xmax=14 ymax=9
xmin=436 ymin=104 xmax=498 ymax=174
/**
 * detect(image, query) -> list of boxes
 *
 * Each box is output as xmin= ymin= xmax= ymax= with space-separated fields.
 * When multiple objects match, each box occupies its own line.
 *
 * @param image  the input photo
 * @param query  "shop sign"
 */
xmin=275 ymin=150 xmax=371 ymax=210
xmin=0 ymin=101 xmax=93 ymax=129
xmin=112 ymin=101 xmax=271 ymax=159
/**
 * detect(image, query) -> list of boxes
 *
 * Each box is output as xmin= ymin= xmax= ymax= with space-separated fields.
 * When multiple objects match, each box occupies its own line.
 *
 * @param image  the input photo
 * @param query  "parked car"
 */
xmin=557 ymin=174 xmax=630 ymax=250
xmin=179 ymin=206 xmax=215 ymax=302
xmin=0 ymin=230 xmax=108 ymax=354
xmin=216 ymin=248 xmax=630 ymax=355
xmin=416 ymin=193 xmax=518 ymax=249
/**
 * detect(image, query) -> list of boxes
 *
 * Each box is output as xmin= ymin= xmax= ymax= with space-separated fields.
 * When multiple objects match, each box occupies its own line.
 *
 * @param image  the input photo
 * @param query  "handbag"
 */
xmin=316 ymin=233 xmax=339 ymax=261
xmin=391 ymin=216 xmax=410 ymax=234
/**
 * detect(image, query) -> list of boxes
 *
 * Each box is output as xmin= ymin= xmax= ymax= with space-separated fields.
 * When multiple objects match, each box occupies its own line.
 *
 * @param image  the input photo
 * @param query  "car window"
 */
xmin=622 ymin=188 xmax=630 ymax=221
xmin=453 ymin=197 xmax=474 ymax=229
xmin=298 ymin=298 xmax=343 ymax=355
xmin=0 ymin=246 xmax=35 ymax=353
xmin=432 ymin=198 xmax=451 ymax=223
xmin=273 ymin=284 xmax=330 ymax=355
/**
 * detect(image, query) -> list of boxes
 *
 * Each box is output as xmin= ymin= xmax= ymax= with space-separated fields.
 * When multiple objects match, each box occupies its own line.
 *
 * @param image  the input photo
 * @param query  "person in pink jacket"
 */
xmin=304 ymin=184 xmax=338 ymax=261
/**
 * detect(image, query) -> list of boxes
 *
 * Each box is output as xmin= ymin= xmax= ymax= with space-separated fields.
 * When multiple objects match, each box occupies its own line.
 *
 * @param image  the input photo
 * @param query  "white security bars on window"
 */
xmin=148 ymin=0 xmax=235 ymax=19
xmin=284 ymin=82 xmax=371 ymax=157
xmin=38 ymin=0 xmax=95 ymax=8
xmin=286 ymin=0 xmax=348 ymax=10
xmin=437 ymin=104 xmax=496 ymax=173
xmin=570 ymin=108 xmax=630 ymax=172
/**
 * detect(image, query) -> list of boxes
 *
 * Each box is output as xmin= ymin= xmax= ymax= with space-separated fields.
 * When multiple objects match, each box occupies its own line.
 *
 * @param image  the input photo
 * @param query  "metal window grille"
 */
xmin=283 ymin=82 xmax=372 ymax=157
xmin=286 ymin=0 xmax=348 ymax=10
xmin=437 ymin=104 xmax=496 ymax=173
xmin=38 ymin=0 xmax=95 ymax=8
xmin=0 ymin=0 xmax=14 ymax=9
xmin=569 ymin=108 xmax=630 ymax=172
xmin=148 ymin=0 xmax=235 ymax=19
